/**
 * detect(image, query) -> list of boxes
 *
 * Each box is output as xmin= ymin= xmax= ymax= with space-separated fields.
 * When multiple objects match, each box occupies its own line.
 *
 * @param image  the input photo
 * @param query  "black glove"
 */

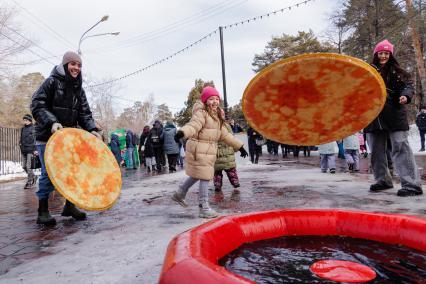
xmin=239 ymin=147 xmax=248 ymax=158
xmin=174 ymin=130 xmax=184 ymax=143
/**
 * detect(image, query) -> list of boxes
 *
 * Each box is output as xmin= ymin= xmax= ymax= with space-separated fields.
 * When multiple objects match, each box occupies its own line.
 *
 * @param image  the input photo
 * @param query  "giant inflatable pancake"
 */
xmin=242 ymin=53 xmax=387 ymax=145
xmin=45 ymin=128 xmax=122 ymax=211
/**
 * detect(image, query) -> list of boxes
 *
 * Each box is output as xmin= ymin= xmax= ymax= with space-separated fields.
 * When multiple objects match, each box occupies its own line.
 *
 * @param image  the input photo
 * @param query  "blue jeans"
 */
xmin=36 ymin=144 xmax=55 ymax=200
xmin=126 ymin=147 xmax=135 ymax=168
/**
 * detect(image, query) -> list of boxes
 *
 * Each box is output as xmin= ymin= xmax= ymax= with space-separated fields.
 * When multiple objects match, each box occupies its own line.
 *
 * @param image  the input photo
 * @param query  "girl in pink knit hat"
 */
xmin=171 ymin=86 xmax=248 ymax=218
xmin=364 ymin=40 xmax=423 ymax=197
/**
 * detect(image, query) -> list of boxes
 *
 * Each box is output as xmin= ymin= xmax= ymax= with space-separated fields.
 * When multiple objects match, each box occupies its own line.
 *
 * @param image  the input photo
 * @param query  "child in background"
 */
xmin=318 ymin=142 xmax=337 ymax=174
xmin=171 ymin=86 xmax=248 ymax=218
xmin=343 ymin=133 xmax=360 ymax=172
xmin=214 ymin=112 xmax=241 ymax=194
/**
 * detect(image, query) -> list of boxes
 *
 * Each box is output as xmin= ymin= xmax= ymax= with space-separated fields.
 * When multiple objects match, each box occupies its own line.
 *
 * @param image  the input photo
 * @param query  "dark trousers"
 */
xmin=272 ymin=143 xmax=279 ymax=155
xmin=153 ymin=147 xmax=164 ymax=170
xmin=293 ymin=146 xmax=300 ymax=157
xmin=167 ymin=154 xmax=178 ymax=171
xmin=303 ymin=146 xmax=311 ymax=157
xmin=420 ymin=130 xmax=426 ymax=149
xmin=281 ymin=144 xmax=291 ymax=157
xmin=111 ymin=147 xmax=122 ymax=165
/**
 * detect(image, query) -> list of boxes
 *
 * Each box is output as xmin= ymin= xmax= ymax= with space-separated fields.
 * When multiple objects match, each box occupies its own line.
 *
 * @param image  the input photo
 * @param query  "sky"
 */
xmin=8 ymin=0 xmax=338 ymax=114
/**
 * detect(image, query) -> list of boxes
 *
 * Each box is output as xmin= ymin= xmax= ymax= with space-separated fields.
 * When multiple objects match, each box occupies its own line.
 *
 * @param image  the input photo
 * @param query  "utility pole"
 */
xmin=219 ymin=26 xmax=228 ymax=116
xmin=374 ymin=0 xmax=380 ymax=40
xmin=406 ymin=0 xmax=426 ymax=105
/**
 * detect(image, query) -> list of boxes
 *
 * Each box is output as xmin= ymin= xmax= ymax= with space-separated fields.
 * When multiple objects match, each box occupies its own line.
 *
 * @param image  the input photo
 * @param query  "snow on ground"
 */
xmin=0 ymin=160 xmax=25 ymax=181
xmin=0 ymin=172 xmax=27 ymax=182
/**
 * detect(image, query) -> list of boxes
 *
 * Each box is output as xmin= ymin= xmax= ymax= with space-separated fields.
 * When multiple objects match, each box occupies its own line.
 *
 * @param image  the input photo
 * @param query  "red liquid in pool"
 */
xmin=219 ymin=236 xmax=426 ymax=283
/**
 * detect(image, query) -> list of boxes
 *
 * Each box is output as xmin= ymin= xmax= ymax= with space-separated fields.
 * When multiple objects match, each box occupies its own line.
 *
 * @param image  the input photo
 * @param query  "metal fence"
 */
xmin=0 ymin=127 xmax=24 ymax=175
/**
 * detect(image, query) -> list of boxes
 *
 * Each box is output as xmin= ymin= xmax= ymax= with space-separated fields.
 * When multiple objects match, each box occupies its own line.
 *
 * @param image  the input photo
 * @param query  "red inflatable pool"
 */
xmin=158 ymin=209 xmax=426 ymax=284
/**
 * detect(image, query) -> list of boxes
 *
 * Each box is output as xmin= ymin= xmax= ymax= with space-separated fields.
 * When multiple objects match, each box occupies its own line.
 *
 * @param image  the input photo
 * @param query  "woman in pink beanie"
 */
xmin=171 ymin=86 xmax=248 ymax=218
xmin=364 ymin=39 xmax=423 ymax=197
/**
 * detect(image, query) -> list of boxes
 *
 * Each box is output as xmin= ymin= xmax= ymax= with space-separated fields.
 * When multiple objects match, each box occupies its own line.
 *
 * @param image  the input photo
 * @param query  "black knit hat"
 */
xmin=23 ymin=114 xmax=33 ymax=121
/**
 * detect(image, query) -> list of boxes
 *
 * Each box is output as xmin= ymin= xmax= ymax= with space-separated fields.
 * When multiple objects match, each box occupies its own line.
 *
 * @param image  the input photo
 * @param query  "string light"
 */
xmin=217 ymin=0 xmax=315 ymax=30
xmin=88 ymin=0 xmax=315 ymax=89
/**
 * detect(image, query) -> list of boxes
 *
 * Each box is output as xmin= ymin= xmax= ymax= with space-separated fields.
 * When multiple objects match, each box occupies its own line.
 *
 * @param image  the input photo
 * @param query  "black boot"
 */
xmin=37 ymin=198 xmax=56 ymax=226
xmin=370 ymin=182 xmax=393 ymax=192
xmin=24 ymin=180 xmax=32 ymax=189
xmin=62 ymin=200 xmax=86 ymax=220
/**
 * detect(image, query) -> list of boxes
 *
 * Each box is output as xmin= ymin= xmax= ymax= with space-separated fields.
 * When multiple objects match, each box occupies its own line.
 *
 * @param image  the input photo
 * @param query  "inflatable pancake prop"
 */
xmin=242 ymin=53 xmax=387 ymax=145
xmin=45 ymin=128 xmax=122 ymax=211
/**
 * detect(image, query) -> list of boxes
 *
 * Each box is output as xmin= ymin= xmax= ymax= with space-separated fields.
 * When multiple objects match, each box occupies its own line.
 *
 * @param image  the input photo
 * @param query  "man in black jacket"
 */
xmin=416 ymin=106 xmax=426 ymax=151
xmin=31 ymin=51 xmax=101 ymax=226
xmin=20 ymin=114 xmax=37 ymax=189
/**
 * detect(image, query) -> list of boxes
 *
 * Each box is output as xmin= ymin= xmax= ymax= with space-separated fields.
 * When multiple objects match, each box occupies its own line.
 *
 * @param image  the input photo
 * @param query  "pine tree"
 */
xmin=252 ymin=30 xmax=336 ymax=72
xmin=174 ymin=79 xmax=214 ymax=126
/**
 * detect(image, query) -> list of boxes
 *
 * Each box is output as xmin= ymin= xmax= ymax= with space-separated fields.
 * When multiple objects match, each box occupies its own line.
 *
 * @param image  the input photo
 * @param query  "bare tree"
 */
xmin=115 ymin=94 xmax=156 ymax=134
xmin=322 ymin=11 xmax=352 ymax=54
xmin=0 ymin=4 xmax=33 ymax=79
xmin=85 ymin=77 xmax=123 ymax=137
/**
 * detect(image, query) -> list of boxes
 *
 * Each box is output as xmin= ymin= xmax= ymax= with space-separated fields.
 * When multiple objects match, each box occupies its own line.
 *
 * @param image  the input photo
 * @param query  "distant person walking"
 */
xmin=416 ymin=105 xmax=426 ymax=152
xmin=364 ymin=39 xmax=422 ymax=196
xmin=318 ymin=142 xmax=336 ymax=174
xmin=125 ymin=129 xmax=137 ymax=169
xmin=161 ymin=121 xmax=180 ymax=172
xmin=150 ymin=120 xmax=164 ymax=172
xmin=110 ymin=133 xmax=123 ymax=166
xmin=19 ymin=114 xmax=37 ymax=189
xmin=343 ymin=133 xmax=360 ymax=172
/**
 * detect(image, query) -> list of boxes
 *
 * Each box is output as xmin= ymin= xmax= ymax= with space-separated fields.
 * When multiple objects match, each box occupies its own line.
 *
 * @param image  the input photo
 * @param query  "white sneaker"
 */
xmin=199 ymin=206 xmax=219 ymax=219
xmin=171 ymin=191 xmax=188 ymax=207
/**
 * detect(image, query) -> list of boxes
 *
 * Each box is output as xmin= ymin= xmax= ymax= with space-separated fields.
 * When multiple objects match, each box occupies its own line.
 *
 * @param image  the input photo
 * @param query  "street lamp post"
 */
xmin=78 ymin=32 xmax=120 ymax=54
xmin=78 ymin=15 xmax=109 ymax=55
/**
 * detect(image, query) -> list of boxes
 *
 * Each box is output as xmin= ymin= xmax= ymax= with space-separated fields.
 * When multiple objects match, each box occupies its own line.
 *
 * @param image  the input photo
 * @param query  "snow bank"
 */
xmin=1 ymin=160 xmax=24 ymax=174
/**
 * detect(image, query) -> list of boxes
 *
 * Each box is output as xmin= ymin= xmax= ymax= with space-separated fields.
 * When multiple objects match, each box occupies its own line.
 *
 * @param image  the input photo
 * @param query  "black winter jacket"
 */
xmin=20 ymin=124 xmax=36 ymax=155
xmin=139 ymin=132 xmax=155 ymax=157
xmin=416 ymin=113 xmax=426 ymax=131
xmin=149 ymin=127 xmax=163 ymax=149
xmin=364 ymin=64 xmax=413 ymax=133
xmin=31 ymin=65 xmax=97 ymax=142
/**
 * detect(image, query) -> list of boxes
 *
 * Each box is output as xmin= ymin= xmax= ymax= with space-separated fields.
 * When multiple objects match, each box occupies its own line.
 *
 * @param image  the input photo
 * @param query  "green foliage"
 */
xmin=331 ymin=0 xmax=426 ymax=118
xmin=227 ymin=99 xmax=246 ymax=129
xmin=252 ymin=30 xmax=337 ymax=73
xmin=336 ymin=0 xmax=408 ymax=62
xmin=174 ymin=79 xmax=214 ymax=126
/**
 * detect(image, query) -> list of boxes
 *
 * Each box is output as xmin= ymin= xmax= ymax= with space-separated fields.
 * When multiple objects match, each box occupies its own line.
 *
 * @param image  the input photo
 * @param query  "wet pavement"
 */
xmin=0 ymin=152 xmax=425 ymax=283
xmin=0 ymin=167 xmax=174 ymax=277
